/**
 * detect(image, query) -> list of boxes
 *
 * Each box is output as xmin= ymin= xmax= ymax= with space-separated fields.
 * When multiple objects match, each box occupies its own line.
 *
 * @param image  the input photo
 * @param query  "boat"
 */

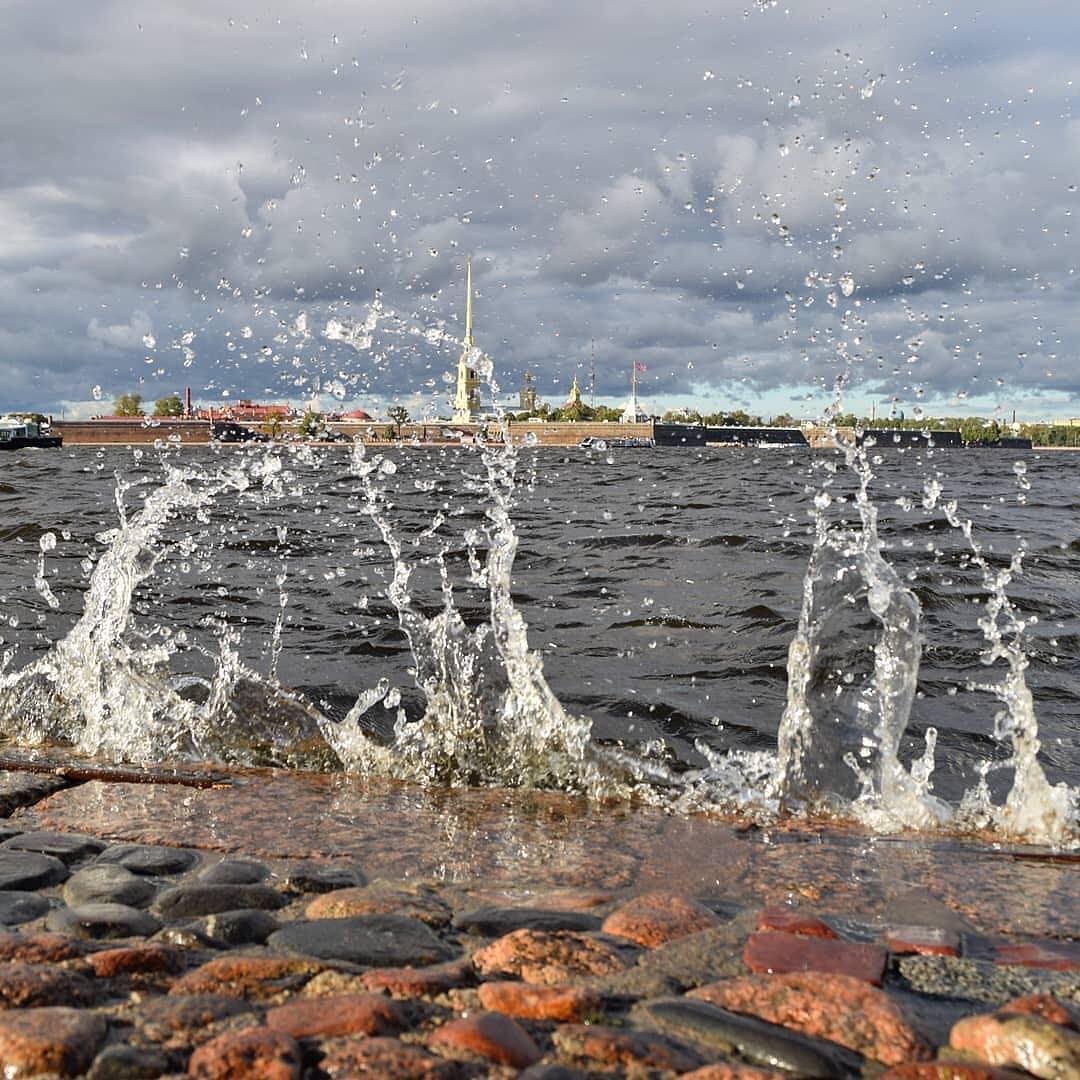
xmin=0 ymin=415 xmax=62 ymax=450
xmin=579 ymin=436 xmax=655 ymax=450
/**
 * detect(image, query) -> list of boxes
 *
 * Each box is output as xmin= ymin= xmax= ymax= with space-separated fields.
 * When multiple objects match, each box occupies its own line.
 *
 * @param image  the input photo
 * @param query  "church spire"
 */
xmin=463 ymin=256 xmax=474 ymax=350
xmin=452 ymin=256 xmax=482 ymax=423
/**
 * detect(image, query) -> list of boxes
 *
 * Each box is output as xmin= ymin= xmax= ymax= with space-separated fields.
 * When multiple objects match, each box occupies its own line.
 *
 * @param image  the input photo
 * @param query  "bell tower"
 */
xmin=452 ymin=257 xmax=482 ymax=423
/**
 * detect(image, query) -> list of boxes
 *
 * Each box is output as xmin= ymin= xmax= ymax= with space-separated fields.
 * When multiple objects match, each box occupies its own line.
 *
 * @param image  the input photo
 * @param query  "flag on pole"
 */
xmin=635 ymin=362 xmax=647 ymax=372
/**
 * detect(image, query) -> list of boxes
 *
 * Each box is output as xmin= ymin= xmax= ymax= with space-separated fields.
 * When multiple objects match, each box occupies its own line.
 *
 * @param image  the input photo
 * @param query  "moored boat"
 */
xmin=0 ymin=416 xmax=62 ymax=450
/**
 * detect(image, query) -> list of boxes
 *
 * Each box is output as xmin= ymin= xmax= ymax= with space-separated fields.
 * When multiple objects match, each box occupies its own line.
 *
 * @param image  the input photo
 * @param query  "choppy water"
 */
xmin=0 ymin=442 xmax=1076 ymax=843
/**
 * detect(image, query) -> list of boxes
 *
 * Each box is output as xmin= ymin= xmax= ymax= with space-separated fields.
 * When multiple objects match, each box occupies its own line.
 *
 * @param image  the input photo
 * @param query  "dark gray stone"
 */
xmin=0 ymin=849 xmax=69 ymax=890
xmin=197 ymin=858 xmax=269 ymax=885
xmin=63 ymin=864 xmax=157 ymax=909
xmin=898 ymin=954 xmax=1080 ymax=1006
xmin=453 ymin=905 xmax=601 ymax=936
xmin=200 ymin=908 xmax=280 ymax=946
xmin=1 ymin=830 xmax=106 ymax=864
xmin=269 ymin=914 xmax=457 ymax=967
xmin=632 ymin=998 xmax=862 ymax=1079
xmin=519 ymin=1068 xmax=589 ymax=1080
xmin=0 ymin=890 xmax=50 ymax=925
xmin=0 ymin=771 xmax=69 ymax=816
xmin=47 ymin=902 xmax=162 ymax=940
xmin=96 ymin=843 xmax=199 ymax=876
xmin=281 ymin=861 xmax=365 ymax=894
xmin=87 ymin=1044 xmax=172 ymax=1079
xmin=152 ymin=883 xmax=286 ymax=918
xmin=637 ymin=912 xmax=756 ymax=989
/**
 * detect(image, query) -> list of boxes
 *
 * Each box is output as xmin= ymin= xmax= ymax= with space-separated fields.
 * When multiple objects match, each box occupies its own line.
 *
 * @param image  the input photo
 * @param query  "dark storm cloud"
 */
xmin=1 ymin=0 xmax=1077 ymax=419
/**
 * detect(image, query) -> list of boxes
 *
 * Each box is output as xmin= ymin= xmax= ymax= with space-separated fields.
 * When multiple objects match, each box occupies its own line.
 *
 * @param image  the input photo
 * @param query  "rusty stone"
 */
xmin=265 ymin=992 xmax=406 ymax=1038
xmin=681 ymin=1067 xmax=790 ymax=1080
xmin=169 ymin=954 xmax=325 ymax=1000
xmin=135 ymin=994 xmax=258 ymax=1046
xmin=881 ymin=1065 xmax=1022 ymax=1079
xmin=885 ymin=925 xmax=961 ymax=957
xmin=0 ymin=962 xmax=95 ymax=1008
xmin=306 ymin=885 xmax=451 ymax=926
xmin=320 ymin=1036 xmax=457 ymax=1078
xmin=994 ymin=941 xmax=1080 ymax=971
xmin=999 ymin=994 xmax=1077 ymax=1029
xmin=756 ymin=906 xmax=837 ymax=939
xmin=359 ymin=959 xmax=474 ymax=998
xmin=472 ymin=928 xmax=631 ymax=985
xmin=743 ymin=931 xmax=887 ymax=985
xmin=428 ymin=1010 xmax=541 ymax=1068
xmin=601 ymin=891 xmax=722 ymax=948
xmin=187 ymin=1025 xmax=302 ymax=1078
xmin=551 ymin=1023 xmax=705 ymax=1072
xmin=0 ymin=930 xmax=84 ymax=963
xmin=0 ymin=1006 xmax=106 ymax=1077
xmin=690 ymin=971 xmax=930 ymax=1065
xmin=86 ymin=943 xmax=183 ymax=978
xmin=477 ymin=980 xmax=601 ymax=1021
xmin=950 ymin=1012 xmax=1080 ymax=1079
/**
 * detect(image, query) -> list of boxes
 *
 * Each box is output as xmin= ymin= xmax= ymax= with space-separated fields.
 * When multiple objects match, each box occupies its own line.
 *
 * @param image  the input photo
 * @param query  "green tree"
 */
xmin=114 ymin=393 xmax=144 ymax=417
xmin=153 ymin=394 xmax=183 ymax=417
xmin=261 ymin=414 xmax=284 ymax=439
xmin=387 ymin=405 xmax=409 ymax=438
xmin=298 ymin=409 xmax=325 ymax=438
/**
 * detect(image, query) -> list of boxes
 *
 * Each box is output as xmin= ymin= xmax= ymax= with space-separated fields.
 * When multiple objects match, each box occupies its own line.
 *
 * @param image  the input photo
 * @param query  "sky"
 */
xmin=2 ymin=1 xmax=1078 ymax=423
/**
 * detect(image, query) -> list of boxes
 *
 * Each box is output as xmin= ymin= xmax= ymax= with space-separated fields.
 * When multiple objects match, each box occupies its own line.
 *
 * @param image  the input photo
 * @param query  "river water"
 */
xmin=0 ymin=441 xmax=1076 ymax=847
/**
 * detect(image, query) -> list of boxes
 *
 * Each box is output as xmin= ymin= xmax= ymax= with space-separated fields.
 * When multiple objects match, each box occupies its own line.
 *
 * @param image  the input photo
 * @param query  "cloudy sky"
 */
xmin=2 ymin=0 xmax=1077 ymax=421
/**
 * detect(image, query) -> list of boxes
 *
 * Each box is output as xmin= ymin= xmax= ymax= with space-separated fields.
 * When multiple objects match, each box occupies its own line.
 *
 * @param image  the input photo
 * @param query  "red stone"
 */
xmin=170 ymin=955 xmax=326 ymax=1000
xmin=682 ymin=1067 xmax=790 ymax=1080
xmin=0 ymin=963 xmax=95 ymax=1008
xmin=690 ymin=971 xmax=930 ymax=1066
xmin=472 ymin=928 xmax=630 ymax=985
xmin=999 ymin=993 xmax=1077 ymax=1029
xmin=427 ymin=1010 xmax=540 ymax=1069
xmin=994 ymin=940 xmax=1080 ymax=970
xmin=0 ymin=931 xmax=84 ymax=963
xmin=306 ymin=886 xmax=451 ymax=926
xmin=87 ymin=943 xmax=183 ymax=978
xmin=0 ymin=1007 xmax=107 ymax=1077
xmin=551 ymin=1023 xmax=704 ymax=1072
xmin=531 ymin=888 xmax=614 ymax=911
xmin=601 ymin=891 xmax=722 ymax=948
xmin=743 ymin=931 xmax=887 ymax=985
xmin=136 ymin=994 xmax=258 ymax=1046
xmin=360 ymin=959 xmax=473 ymax=998
xmin=320 ymin=1036 xmax=456 ymax=1078
xmin=477 ymin=980 xmax=601 ymax=1021
xmin=885 ymin=925 xmax=961 ymax=957
xmin=757 ymin=906 xmax=837 ymax=939
xmin=187 ymin=1026 xmax=302 ymax=1078
xmin=265 ymin=993 xmax=406 ymax=1038
xmin=881 ymin=1065 xmax=1019 ymax=1079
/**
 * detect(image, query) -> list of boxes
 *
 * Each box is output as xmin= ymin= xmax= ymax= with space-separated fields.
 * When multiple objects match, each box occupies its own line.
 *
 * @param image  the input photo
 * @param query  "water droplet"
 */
xmin=142 ymin=333 xmax=156 ymax=349
xmin=92 ymin=385 xmax=102 ymax=400
xmin=839 ymin=273 xmax=855 ymax=297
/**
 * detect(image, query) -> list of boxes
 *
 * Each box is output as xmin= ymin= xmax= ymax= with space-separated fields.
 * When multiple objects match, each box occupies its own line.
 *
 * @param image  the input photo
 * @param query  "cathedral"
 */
xmin=452 ymin=257 xmax=482 ymax=423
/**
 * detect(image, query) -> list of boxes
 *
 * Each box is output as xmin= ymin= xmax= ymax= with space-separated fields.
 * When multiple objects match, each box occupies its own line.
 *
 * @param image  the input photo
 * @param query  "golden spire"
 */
xmin=463 ymin=255 xmax=474 ymax=351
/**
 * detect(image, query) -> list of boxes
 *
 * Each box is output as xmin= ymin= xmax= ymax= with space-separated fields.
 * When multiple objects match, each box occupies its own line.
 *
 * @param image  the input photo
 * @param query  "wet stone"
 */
xmin=0 ymin=771 xmax=68 ymax=816
xmin=995 ymin=940 xmax=1080 ymax=971
xmin=0 ymin=890 xmax=50 ymax=926
xmin=950 ymin=1011 xmax=1080 ymax=1079
xmin=637 ymin=915 xmax=757 ymax=989
xmin=0 ymin=849 xmax=70 ymax=890
xmin=477 ymin=980 xmax=602 ymax=1021
xmin=198 ymin=857 xmax=269 ymax=885
xmin=357 ymin=958 xmax=475 ymax=998
xmin=1000 ymin=993 xmax=1078 ymax=1028
xmin=153 ymin=882 xmax=286 ymax=918
xmin=319 ymin=1035 xmax=456 ymax=1078
xmin=690 ymin=971 xmax=932 ymax=1066
xmin=1 ymin=830 xmax=106 ymax=864
xmin=47 ymin=901 xmax=162 ymax=940
xmin=519 ymin=1067 xmax=591 ymax=1080
xmin=743 ymin=930 xmax=887 ymax=985
xmin=0 ymin=1006 xmax=107 ymax=1077
xmin=0 ymin=929 xmax=85 ymax=962
xmin=86 ymin=942 xmax=184 ymax=978
xmin=169 ymin=954 xmax=327 ymax=1001
xmin=281 ymin=861 xmax=365 ymax=894
xmin=270 ymin=914 xmax=456 ymax=967
xmin=880 ymin=1065 xmax=1019 ymax=1079
xmin=266 ymin=992 xmax=407 ymax=1038
xmin=454 ymin=905 xmax=601 ymax=936
xmin=63 ymin=864 xmax=158 ymax=908
xmin=306 ymin=884 xmax=452 ymax=927
xmin=86 ymin=1043 xmax=173 ymax=1080
xmin=602 ymin=891 xmax=723 ymax=948
xmin=681 ymin=1067 xmax=791 ymax=1080
xmin=552 ymin=1023 xmax=706 ymax=1072
xmin=885 ymin=924 xmax=961 ymax=957
xmin=187 ymin=1026 xmax=302 ymax=1079
xmin=200 ymin=908 xmax=280 ymax=946
xmin=634 ymin=997 xmax=864 ymax=1078
xmin=96 ymin=843 xmax=199 ymax=876
xmin=428 ymin=1010 xmax=542 ymax=1069
xmin=0 ymin=962 xmax=95 ymax=1007
xmin=757 ymin=906 xmax=837 ymax=939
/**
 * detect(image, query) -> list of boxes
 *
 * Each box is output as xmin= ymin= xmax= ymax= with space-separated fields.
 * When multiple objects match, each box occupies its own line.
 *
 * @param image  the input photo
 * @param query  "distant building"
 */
xmin=564 ymin=373 xmax=583 ymax=410
xmin=452 ymin=257 xmax=483 ymax=423
xmin=519 ymin=370 xmax=538 ymax=413
xmin=195 ymin=400 xmax=292 ymax=422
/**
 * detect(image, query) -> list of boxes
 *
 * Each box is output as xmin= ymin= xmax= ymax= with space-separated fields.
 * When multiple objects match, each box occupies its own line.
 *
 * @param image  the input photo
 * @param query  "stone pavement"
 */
xmin=0 ymin=763 xmax=1075 ymax=1077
